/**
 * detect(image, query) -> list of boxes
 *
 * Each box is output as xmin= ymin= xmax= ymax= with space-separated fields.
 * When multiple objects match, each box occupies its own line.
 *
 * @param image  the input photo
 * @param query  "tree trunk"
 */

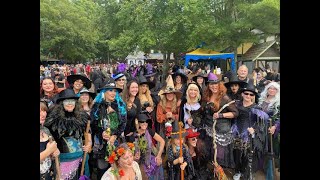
xmin=161 ymin=52 xmax=169 ymax=83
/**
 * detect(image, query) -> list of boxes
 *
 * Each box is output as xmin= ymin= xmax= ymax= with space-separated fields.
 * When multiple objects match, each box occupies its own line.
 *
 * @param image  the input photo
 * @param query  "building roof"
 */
xmin=146 ymin=53 xmax=174 ymax=60
xmin=240 ymin=40 xmax=279 ymax=61
xmin=237 ymin=43 xmax=253 ymax=55
xmin=220 ymin=43 xmax=253 ymax=55
xmin=125 ymin=51 xmax=146 ymax=60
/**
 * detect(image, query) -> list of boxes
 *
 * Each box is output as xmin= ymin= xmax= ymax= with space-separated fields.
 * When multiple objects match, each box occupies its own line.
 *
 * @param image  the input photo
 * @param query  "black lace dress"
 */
xmin=199 ymin=95 xmax=239 ymax=168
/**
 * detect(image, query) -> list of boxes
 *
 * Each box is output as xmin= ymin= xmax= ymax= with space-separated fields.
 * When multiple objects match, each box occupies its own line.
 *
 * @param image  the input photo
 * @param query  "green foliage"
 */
xmin=40 ymin=0 xmax=279 ymax=63
xmin=40 ymin=0 xmax=100 ymax=62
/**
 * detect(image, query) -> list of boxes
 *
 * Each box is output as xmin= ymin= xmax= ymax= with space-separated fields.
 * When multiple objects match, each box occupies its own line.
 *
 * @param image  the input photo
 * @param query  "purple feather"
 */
xmin=117 ymin=63 xmax=126 ymax=73
xmin=146 ymin=63 xmax=153 ymax=74
xmin=79 ymin=175 xmax=90 ymax=180
xmin=132 ymin=66 xmax=139 ymax=77
xmin=241 ymin=131 xmax=249 ymax=143
xmin=251 ymin=108 xmax=269 ymax=121
xmin=231 ymin=124 xmax=239 ymax=137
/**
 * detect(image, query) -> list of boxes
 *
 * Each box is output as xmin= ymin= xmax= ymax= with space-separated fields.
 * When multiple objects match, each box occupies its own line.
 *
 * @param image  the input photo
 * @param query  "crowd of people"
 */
xmin=40 ymin=61 xmax=280 ymax=180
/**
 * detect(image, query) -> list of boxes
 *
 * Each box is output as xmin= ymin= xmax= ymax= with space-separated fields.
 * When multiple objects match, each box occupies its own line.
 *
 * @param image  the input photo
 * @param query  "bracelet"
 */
xmin=219 ymin=113 xmax=224 ymax=118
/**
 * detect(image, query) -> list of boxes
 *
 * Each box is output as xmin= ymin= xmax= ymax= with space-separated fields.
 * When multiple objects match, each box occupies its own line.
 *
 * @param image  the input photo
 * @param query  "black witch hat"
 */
xmin=97 ymin=78 xmax=123 ymax=93
xmin=170 ymin=120 xmax=188 ymax=139
xmin=172 ymin=69 xmax=188 ymax=84
xmin=144 ymin=63 xmax=157 ymax=77
xmin=192 ymin=72 xmax=208 ymax=82
xmin=56 ymin=89 xmax=79 ymax=103
xmin=138 ymin=74 xmax=155 ymax=89
xmin=224 ymin=73 xmax=247 ymax=89
xmin=137 ymin=113 xmax=152 ymax=123
xmin=239 ymin=83 xmax=258 ymax=96
xmin=79 ymin=87 xmax=96 ymax=99
xmin=67 ymin=73 xmax=92 ymax=89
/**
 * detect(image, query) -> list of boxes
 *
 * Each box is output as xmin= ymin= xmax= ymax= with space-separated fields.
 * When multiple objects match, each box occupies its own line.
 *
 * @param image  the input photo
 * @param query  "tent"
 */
xmin=184 ymin=48 xmax=236 ymax=72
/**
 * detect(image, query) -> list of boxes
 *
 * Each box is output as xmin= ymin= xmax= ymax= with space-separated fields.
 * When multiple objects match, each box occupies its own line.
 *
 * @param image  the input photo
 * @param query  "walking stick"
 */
xmin=48 ymin=136 xmax=61 ymax=180
xmin=266 ymin=118 xmax=277 ymax=180
xmin=179 ymin=121 xmax=184 ymax=180
xmin=79 ymin=120 xmax=91 ymax=180
xmin=212 ymin=100 xmax=235 ymax=180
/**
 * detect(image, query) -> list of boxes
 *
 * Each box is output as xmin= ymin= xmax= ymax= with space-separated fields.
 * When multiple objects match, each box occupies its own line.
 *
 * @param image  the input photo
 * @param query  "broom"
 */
xmin=79 ymin=120 xmax=91 ymax=180
xmin=48 ymin=136 xmax=61 ymax=180
xmin=266 ymin=118 xmax=277 ymax=180
xmin=179 ymin=121 xmax=184 ymax=180
xmin=212 ymin=100 xmax=235 ymax=180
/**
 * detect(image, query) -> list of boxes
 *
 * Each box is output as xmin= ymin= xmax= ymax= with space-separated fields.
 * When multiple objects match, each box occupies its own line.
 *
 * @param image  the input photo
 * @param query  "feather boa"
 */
xmin=117 ymin=63 xmax=126 ymax=73
xmin=44 ymin=107 xmax=89 ymax=139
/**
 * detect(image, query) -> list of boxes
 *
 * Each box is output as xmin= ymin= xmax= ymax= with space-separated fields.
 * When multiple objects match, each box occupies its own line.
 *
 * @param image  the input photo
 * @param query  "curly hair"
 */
xmin=159 ymin=93 xmax=178 ymax=113
xmin=258 ymin=82 xmax=280 ymax=115
xmin=202 ymin=82 xmax=227 ymax=111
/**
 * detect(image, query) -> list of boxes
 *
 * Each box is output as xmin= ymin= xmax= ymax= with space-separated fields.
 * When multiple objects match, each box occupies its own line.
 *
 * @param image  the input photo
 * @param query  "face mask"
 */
xmin=63 ymin=99 xmax=76 ymax=106
xmin=175 ymin=146 xmax=180 ymax=152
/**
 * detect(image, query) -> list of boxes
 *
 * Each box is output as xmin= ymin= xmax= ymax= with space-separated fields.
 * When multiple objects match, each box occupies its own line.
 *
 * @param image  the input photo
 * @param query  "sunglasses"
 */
xmin=138 ymin=121 xmax=148 ymax=124
xmin=117 ymin=78 xmax=126 ymax=81
xmin=243 ymin=92 xmax=255 ymax=96
xmin=190 ymin=137 xmax=197 ymax=141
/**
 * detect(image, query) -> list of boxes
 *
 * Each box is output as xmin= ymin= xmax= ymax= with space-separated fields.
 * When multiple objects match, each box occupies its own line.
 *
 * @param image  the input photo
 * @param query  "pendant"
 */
xmin=105 ymin=127 xmax=111 ymax=136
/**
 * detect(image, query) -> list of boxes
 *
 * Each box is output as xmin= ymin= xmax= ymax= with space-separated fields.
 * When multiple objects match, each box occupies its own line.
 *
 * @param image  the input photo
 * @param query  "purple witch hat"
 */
xmin=206 ymin=72 xmax=221 ymax=83
xmin=145 ymin=63 xmax=157 ymax=77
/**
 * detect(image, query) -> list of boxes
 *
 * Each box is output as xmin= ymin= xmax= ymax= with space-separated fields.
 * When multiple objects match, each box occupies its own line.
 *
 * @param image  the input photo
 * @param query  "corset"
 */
xmin=58 ymin=136 xmax=83 ymax=153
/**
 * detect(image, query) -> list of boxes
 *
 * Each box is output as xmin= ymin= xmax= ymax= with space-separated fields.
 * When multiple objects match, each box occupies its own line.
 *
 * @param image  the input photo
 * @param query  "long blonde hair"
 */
xmin=186 ymin=83 xmax=201 ymax=103
xmin=138 ymin=84 xmax=154 ymax=107
xmin=169 ymin=138 xmax=188 ymax=154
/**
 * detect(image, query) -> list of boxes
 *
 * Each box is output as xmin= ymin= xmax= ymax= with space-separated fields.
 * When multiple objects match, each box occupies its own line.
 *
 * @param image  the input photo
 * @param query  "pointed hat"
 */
xmin=159 ymin=75 xmax=182 ymax=99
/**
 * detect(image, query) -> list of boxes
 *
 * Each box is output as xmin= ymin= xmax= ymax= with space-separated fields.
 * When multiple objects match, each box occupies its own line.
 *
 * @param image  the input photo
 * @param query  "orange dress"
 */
xmin=156 ymin=102 xmax=179 ymax=124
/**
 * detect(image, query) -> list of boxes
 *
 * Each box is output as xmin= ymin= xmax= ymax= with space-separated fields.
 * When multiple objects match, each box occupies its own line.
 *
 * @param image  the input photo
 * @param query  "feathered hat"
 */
xmin=159 ymin=75 xmax=182 ymax=100
xmin=112 ymin=73 xmax=125 ymax=81
xmin=97 ymin=79 xmax=123 ymax=93
xmin=206 ymin=72 xmax=221 ymax=84
xmin=116 ymin=63 xmax=127 ymax=73
xmin=144 ymin=63 xmax=157 ymax=77
xmin=185 ymin=128 xmax=200 ymax=139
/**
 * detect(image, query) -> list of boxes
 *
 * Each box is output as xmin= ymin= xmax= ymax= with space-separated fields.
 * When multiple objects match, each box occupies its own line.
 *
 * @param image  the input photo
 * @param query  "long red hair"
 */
xmin=202 ymin=82 xmax=227 ymax=111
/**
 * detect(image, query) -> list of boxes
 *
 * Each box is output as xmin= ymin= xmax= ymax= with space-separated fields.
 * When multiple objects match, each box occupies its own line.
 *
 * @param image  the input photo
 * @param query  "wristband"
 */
xmin=219 ymin=113 xmax=224 ymax=118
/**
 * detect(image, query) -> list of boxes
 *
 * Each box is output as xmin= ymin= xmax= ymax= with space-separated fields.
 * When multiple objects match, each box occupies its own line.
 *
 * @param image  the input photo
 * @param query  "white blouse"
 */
xmin=101 ymin=161 xmax=142 ymax=180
